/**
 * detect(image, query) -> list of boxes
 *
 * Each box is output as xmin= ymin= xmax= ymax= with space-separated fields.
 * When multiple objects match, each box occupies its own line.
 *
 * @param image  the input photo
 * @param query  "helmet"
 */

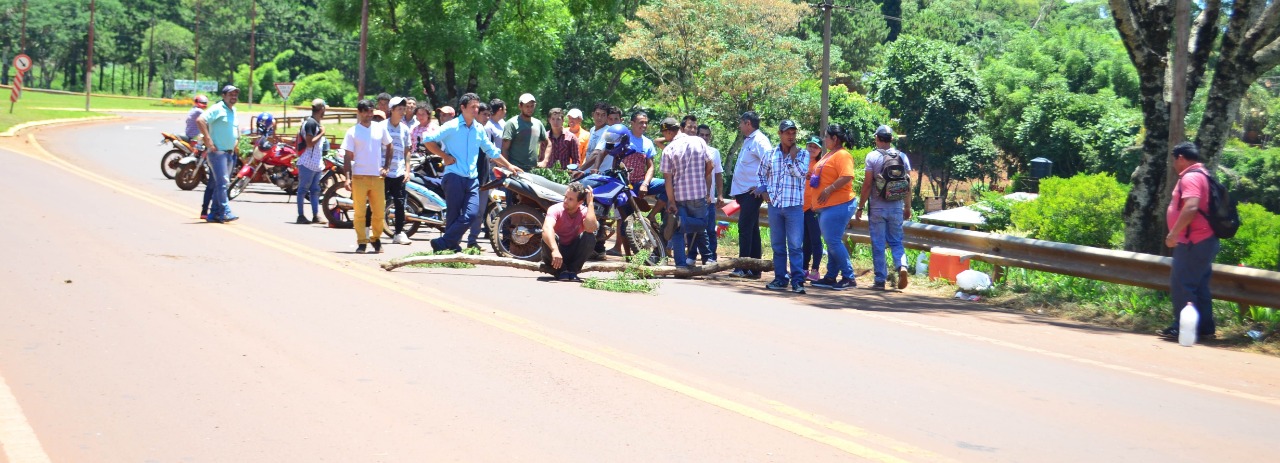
xmin=603 ymin=123 xmax=630 ymax=148
xmin=255 ymin=113 xmax=275 ymax=136
xmin=193 ymin=95 xmax=208 ymax=109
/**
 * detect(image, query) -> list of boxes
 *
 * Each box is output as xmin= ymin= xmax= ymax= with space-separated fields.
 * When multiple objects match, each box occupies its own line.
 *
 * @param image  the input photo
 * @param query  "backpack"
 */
xmin=295 ymin=117 xmax=319 ymax=152
xmin=1179 ymin=168 xmax=1241 ymax=239
xmin=874 ymin=148 xmax=910 ymax=201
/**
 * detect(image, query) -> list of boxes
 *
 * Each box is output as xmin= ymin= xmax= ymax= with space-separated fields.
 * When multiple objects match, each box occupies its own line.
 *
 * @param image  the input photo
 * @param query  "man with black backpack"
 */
xmin=1162 ymin=142 xmax=1234 ymax=340
xmin=856 ymin=125 xmax=913 ymax=291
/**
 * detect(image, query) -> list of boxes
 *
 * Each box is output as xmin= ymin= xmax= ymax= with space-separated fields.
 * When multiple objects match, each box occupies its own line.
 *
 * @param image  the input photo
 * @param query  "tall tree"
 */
xmin=1109 ymin=0 xmax=1280 ymax=253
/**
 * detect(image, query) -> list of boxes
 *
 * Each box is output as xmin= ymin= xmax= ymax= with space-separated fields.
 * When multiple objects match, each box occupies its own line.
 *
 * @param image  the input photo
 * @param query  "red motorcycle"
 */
xmin=228 ymin=137 xmax=299 ymax=200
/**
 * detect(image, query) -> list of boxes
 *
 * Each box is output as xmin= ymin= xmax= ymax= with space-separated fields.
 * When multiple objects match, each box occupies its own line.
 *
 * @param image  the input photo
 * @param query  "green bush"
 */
xmin=287 ymin=69 xmax=358 ymax=108
xmin=976 ymin=189 xmax=1015 ymax=231
xmin=1217 ymin=145 xmax=1280 ymax=214
xmin=1011 ymin=173 xmax=1128 ymax=248
xmin=1218 ymin=203 xmax=1280 ymax=270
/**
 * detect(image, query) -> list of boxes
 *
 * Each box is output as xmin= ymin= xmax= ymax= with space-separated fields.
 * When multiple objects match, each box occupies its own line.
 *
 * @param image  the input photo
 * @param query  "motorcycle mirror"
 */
xmin=566 ymin=163 xmax=579 ymax=171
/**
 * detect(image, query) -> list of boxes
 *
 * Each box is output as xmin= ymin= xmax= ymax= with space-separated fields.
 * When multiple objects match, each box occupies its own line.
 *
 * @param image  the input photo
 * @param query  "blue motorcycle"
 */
xmin=576 ymin=165 xmax=666 ymax=266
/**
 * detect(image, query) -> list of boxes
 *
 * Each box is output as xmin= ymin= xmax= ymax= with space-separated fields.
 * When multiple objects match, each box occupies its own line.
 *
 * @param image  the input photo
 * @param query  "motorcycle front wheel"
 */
xmin=174 ymin=164 xmax=204 ymax=191
xmin=160 ymin=150 xmax=185 ymax=179
xmin=622 ymin=215 xmax=666 ymax=266
xmin=227 ymin=176 xmax=251 ymax=200
xmin=492 ymin=204 xmax=545 ymax=261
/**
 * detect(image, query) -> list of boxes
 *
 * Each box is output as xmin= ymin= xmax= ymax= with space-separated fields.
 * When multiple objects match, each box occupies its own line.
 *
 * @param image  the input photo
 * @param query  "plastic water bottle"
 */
xmin=1179 ymin=302 xmax=1199 ymax=347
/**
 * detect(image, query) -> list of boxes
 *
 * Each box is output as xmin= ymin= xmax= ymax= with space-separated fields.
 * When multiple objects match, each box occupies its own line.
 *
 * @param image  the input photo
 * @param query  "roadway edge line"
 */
xmin=0 ymin=371 xmax=53 ymax=463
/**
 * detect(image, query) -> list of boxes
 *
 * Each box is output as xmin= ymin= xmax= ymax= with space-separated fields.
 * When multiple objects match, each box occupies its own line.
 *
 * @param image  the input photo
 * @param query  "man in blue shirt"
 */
xmin=421 ymin=92 xmax=524 ymax=252
xmin=195 ymin=85 xmax=241 ymax=223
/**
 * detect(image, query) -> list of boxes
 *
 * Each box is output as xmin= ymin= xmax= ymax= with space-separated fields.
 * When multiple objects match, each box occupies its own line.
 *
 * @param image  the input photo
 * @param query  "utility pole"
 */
xmin=249 ymin=0 xmax=256 ymax=108
xmin=819 ymin=0 xmax=833 ymax=135
xmin=358 ymin=0 xmax=369 ymax=100
xmin=86 ymin=0 xmax=95 ymax=111
xmin=193 ymin=0 xmax=200 ymax=85
xmin=19 ymin=0 xmax=27 ymax=52
xmin=1169 ymin=0 xmax=1190 ymax=147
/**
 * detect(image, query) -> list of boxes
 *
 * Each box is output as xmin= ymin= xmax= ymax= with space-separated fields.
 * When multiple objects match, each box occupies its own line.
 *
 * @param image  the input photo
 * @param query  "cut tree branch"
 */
xmin=381 ymin=255 xmax=774 ymax=277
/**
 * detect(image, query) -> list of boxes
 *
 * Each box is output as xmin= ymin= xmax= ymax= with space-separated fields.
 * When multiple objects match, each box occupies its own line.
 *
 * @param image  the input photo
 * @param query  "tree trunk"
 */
xmin=381 ymin=254 xmax=774 ymax=276
xmin=444 ymin=60 xmax=458 ymax=101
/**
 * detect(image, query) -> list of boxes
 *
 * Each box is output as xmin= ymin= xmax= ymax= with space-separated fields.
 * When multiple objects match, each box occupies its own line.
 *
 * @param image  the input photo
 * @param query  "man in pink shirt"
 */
xmin=1161 ymin=142 xmax=1220 ymax=339
xmin=541 ymin=182 xmax=598 ymax=281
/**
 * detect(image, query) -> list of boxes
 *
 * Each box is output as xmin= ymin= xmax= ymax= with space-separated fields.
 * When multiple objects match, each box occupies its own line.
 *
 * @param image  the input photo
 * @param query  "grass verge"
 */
xmin=2 ymin=90 xmax=189 ymax=133
xmin=402 ymin=246 xmax=482 ymax=268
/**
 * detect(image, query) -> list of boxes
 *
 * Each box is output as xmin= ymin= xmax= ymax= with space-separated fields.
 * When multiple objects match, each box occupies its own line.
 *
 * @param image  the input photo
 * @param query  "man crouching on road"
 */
xmin=541 ymin=182 xmax=598 ymax=282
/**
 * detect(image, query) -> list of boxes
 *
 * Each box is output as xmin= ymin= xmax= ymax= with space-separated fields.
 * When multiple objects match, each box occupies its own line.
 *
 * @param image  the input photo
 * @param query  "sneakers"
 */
xmin=765 ymin=279 xmax=789 ymax=291
xmin=806 ymin=269 xmax=820 ymax=281
xmin=393 ymin=232 xmax=410 ymax=245
xmin=556 ymin=272 xmax=582 ymax=282
xmin=686 ymin=258 xmax=697 ymax=267
xmin=729 ymin=269 xmax=750 ymax=278
xmin=296 ymin=215 xmax=310 ymax=224
xmin=898 ymin=266 xmax=910 ymax=289
xmin=311 ymin=215 xmax=326 ymax=225
xmin=791 ymin=283 xmax=806 ymax=294
xmin=870 ymin=281 xmax=887 ymax=291
xmin=223 ymin=215 xmax=240 ymax=222
xmin=355 ymin=243 xmax=367 ymax=253
xmin=811 ymin=277 xmax=837 ymax=289
xmin=832 ymin=277 xmax=856 ymax=290
xmin=370 ymin=239 xmax=383 ymax=253
xmin=200 ymin=213 xmax=208 ymax=220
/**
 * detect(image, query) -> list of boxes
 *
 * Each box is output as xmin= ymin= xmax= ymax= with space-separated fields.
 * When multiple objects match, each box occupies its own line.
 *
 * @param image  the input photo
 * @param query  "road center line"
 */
xmin=7 ymin=133 xmax=938 ymax=462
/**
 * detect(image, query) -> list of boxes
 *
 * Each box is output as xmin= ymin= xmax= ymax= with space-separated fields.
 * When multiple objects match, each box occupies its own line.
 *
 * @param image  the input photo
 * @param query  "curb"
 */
xmin=29 ymin=107 xmax=187 ymax=114
xmin=0 ymin=115 xmax=122 ymax=138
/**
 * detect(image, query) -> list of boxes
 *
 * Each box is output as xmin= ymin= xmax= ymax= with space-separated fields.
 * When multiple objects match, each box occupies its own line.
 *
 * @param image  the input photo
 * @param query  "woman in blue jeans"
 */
xmin=809 ymin=125 xmax=859 ymax=290
xmin=801 ymin=136 xmax=825 ymax=281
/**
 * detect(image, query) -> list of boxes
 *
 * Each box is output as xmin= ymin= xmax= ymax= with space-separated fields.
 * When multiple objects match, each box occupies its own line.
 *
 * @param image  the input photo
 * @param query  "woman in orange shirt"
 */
xmin=808 ymin=125 xmax=859 ymax=290
xmin=801 ymin=136 xmax=825 ymax=281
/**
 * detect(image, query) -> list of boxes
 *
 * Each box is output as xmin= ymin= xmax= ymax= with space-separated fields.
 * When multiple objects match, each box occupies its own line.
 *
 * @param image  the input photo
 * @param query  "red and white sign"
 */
xmin=13 ymin=54 xmax=31 ymax=73
xmin=274 ymin=82 xmax=295 ymax=101
xmin=9 ymin=70 xmax=22 ymax=104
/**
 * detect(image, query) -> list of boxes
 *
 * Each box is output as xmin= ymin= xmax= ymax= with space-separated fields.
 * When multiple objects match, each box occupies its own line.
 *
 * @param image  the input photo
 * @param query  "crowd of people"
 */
xmin=186 ymin=86 xmax=917 ymax=295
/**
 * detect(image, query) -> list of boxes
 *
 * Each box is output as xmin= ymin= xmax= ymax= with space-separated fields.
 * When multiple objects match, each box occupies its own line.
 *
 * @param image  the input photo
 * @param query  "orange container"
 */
xmin=928 ymin=247 xmax=971 ymax=283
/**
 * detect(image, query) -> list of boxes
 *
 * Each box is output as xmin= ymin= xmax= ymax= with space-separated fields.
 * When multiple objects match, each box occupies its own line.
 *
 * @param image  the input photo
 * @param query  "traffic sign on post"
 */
xmin=274 ymin=82 xmax=295 ymax=118
xmin=13 ymin=54 xmax=32 ymax=73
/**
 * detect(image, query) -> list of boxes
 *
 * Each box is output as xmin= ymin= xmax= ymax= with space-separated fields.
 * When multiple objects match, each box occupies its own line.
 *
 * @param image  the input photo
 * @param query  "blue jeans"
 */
xmin=818 ymin=199 xmax=856 ymax=280
xmin=466 ymin=185 xmax=490 ymax=246
xmin=439 ymin=173 xmax=479 ymax=250
xmin=296 ymin=165 xmax=322 ymax=218
xmin=768 ymin=205 xmax=805 ymax=285
xmin=205 ymin=150 xmax=233 ymax=220
xmin=869 ymin=205 xmax=907 ymax=284
xmin=1171 ymin=237 xmax=1220 ymax=334
xmin=670 ymin=199 xmax=710 ymax=267
xmin=802 ymin=210 xmax=823 ymax=270
xmin=687 ymin=202 xmax=718 ymax=262
xmin=734 ymin=192 xmax=764 ymax=272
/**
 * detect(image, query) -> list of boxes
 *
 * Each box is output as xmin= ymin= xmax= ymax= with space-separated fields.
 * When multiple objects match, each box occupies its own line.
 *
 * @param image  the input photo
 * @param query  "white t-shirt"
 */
xmin=386 ymin=121 xmax=410 ymax=178
xmin=708 ymin=147 xmax=723 ymax=197
xmin=341 ymin=123 xmax=392 ymax=177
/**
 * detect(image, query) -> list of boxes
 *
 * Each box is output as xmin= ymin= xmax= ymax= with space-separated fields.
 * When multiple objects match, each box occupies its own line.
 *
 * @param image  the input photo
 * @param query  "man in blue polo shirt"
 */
xmin=196 ymin=85 xmax=241 ymax=223
xmin=421 ymin=92 xmax=525 ymax=252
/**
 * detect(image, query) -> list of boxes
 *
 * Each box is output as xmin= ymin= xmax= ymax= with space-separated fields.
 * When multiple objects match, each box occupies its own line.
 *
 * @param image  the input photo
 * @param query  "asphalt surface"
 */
xmin=0 ymin=113 xmax=1277 ymax=462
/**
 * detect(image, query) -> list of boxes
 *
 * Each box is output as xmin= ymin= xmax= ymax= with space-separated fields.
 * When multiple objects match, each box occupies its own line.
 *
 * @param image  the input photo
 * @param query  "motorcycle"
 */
xmin=228 ymin=137 xmax=299 ymax=200
xmin=319 ymin=153 xmax=447 ymax=236
xmin=481 ymin=168 xmax=577 ymax=262
xmin=573 ymin=165 xmax=666 ymax=266
xmin=159 ymin=132 xmax=199 ymax=179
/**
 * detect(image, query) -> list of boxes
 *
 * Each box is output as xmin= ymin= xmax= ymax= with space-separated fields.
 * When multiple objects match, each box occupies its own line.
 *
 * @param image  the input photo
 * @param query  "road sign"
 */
xmin=13 ymin=54 xmax=31 ymax=73
xmin=275 ymin=82 xmax=295 ymax=101
xmin=9 ymin=70 xmax=22 ymax=109
xmin=173 ymin=79 xmax=218 ymax=92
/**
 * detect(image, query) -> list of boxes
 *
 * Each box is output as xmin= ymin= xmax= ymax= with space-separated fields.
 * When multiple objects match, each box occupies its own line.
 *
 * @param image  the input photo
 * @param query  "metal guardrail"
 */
xmin=717 ymin=206 xmax=1280 ymax=308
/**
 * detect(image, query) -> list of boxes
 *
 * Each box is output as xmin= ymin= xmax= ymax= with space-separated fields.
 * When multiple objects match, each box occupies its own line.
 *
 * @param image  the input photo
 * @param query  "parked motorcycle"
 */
xmin=159 ymin=132 xmax=199 ymax=179
xmin=228 ymin=137 xmax=299 ymax=200
xmin=574 ymin=165 xmax=666 ymax=266
xmin=319 ymin=153 xmax=447 ymax=235
xmin=174 ymin=147 xmax=245 ymax=191
xmin=481 ymin=168 xmax=575 ymax=262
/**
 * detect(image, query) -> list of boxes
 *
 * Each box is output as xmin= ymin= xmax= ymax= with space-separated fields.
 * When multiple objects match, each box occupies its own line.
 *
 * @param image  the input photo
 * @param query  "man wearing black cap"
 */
xmin=757 ymin=119 xmax=808 ymax=293
xmin=195 ymin=85 xmax=242 ymax=223
xmin=857 ymin=125 xmax=913 ymax=290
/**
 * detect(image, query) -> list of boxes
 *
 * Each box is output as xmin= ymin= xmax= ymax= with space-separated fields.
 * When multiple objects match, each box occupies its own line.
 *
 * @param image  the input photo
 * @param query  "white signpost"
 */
xmin=274 ymin=82 xmax=295 ymax=117
xmin=10 ymin=54 xmax=32 ymax=113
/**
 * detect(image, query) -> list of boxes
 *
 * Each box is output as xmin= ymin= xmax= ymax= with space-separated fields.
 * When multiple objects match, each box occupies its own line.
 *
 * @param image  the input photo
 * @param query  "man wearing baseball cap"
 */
xmin=502 ymin=93 xmax=549 ymax=171
xmin=195 ymin=85 xmax=242 ymax=223
xmin=757 ymin=119 xmax=808 ymax=293
xmin=857 ymin=124 xmax=913 ymax=290
xmin=567 ymin=108 xmax=591 ymax=159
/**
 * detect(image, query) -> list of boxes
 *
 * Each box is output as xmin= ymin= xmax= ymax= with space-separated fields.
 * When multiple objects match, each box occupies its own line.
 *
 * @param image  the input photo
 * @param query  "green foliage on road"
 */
xmin=583 ymin=250 xmax=660 ymax=293
xmin=403 ymin=247 xmax=482 ymax=269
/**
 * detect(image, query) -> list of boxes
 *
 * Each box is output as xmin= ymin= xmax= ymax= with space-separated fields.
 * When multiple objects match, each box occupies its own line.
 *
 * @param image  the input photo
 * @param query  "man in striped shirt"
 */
xmin=659 ymin=117 xmax=714 ymax=269
xmin=757 ymin=119 xmax=808 ymax=293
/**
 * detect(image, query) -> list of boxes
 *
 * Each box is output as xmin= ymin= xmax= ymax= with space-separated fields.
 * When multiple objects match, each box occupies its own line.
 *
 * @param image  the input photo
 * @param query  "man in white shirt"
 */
xmin=688 ymin=124 xmax=724 ymax=264
xmin=729 ymin=111 xmax=771 ymax=279
xmin=385 ymin=96 xmax=413 ymax=245
xmin=341 ymin=99 xmax=394 ymax=253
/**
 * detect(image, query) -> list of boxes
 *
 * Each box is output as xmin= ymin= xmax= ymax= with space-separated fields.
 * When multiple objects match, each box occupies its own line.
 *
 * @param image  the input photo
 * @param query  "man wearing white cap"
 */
xmin=568 ymin=108 xmax=591 ymax=159
xmin=502 ymin=93 xmax=549 ymax=171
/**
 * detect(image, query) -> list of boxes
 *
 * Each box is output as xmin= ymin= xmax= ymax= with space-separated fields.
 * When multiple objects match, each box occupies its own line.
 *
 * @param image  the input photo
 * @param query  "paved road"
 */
xmin=0 ymin=114 xmax=1277 ymax=462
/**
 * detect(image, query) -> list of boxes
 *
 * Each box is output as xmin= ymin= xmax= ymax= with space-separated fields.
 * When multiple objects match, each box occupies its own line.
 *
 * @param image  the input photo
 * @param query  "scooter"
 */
xmin=159 ymin=132 xmax=199 ymax=179
xmin=228 ymin=137 xmax=299 ymax=199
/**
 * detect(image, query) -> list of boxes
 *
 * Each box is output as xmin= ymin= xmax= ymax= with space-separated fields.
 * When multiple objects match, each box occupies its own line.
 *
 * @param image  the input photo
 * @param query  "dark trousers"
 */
xmin=802 ymin=210 xmax=823 ymax=270
xmin=385 ymin=176 xmax=407 ymax=234
xmin=439 ymin=173 xmax=479 ymax=250
xmin=542 ymin=233 xmax=598 ymax=274
xmin=1171 ymin=237 xmax=1220 ymax=335
xmin=734 ymin=192 xmax=764 ymax=272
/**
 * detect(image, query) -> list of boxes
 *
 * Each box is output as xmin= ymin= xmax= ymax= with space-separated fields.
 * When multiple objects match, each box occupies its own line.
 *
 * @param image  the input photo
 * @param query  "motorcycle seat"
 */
xmin=519 ymin=172 xmax=569 ymax=196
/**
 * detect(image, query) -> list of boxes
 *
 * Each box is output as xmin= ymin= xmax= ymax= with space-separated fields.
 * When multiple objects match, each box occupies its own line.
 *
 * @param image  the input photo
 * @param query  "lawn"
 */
xmin=1 ymin=89 xmax=189 ymax=132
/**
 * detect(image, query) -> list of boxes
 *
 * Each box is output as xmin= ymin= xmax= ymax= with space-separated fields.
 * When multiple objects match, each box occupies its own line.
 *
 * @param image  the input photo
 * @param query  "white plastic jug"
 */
xmin=1179 ymin=302 xmax=1199 ymax=347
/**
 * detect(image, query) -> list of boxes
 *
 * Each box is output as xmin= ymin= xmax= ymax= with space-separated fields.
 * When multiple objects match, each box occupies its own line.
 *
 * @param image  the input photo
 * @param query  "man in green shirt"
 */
xmin=501 ymin=93 xmax=549 ymax=171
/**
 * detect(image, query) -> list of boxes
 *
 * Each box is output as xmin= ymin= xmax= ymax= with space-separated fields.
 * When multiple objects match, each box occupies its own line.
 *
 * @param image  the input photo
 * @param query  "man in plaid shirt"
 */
xmin=659 ymin=117 xmax=715 ymax=269
xmin=757 ymin=120 xmax=809 ymax=293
